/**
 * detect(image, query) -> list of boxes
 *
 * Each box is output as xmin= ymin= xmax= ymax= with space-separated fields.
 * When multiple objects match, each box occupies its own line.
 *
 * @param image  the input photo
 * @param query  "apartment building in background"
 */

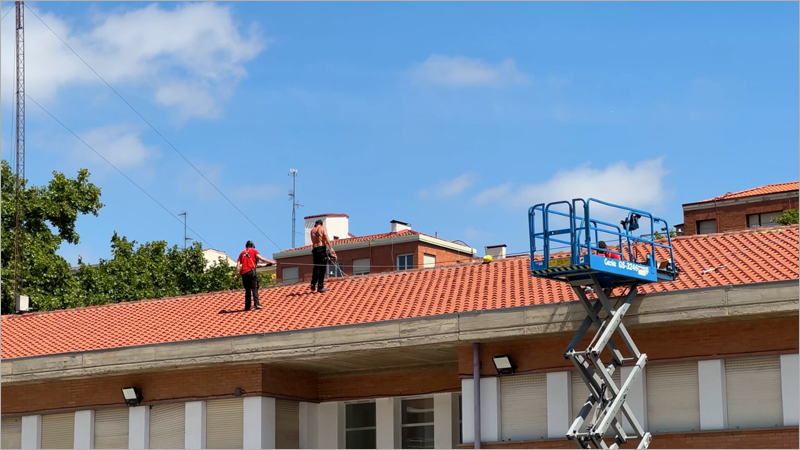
xmin=272 ymin=214 xmax=477 ymax=284
xmin=679 ymin=181 xmax=798 ymax=235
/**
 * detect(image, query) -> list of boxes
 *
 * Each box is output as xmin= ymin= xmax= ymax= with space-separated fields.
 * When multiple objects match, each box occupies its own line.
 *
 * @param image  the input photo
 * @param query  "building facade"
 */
xmin=681 ymin=181 xmax=798 ymax=236
xmin=273 ymin=214 xmax=476 ymax=284
xmin=2 ymin=226 xmax=798 ymax=450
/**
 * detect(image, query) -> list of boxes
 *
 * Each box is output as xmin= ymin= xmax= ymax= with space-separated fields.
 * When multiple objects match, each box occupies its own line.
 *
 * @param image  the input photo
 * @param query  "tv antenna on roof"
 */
xmin=178 ymin=212 xmax=193 ymax=249
xmin=288 ymin=169 xmax=303 ymax=248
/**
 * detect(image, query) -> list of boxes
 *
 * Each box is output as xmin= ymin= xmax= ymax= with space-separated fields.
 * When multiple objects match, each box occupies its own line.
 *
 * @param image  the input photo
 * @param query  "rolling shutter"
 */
xmin=41 ymin=412 xmax=75 ymax=449
xmin=149 ymin=403 xmax=185 ymax=449
xmin=94 ymin=408 xmax=129 ymax=449
xmin=2 ymin=417 xmax=22 ymax=449
xmin=500 ymin=374 xmax=547 ymax=441
xmin=276 ymin=399 xmax=300 ymax=449
xmin=206 ymin=398 xmax=243 ymax=449
xmin=726 ymin=356 xmax=783 ymax=429
xmin=353 ymin=258 xmax=370 ymax=275
xmin=571 ymin=370 xmax=621 ymax=431
xmin=423 ymin=254 xmax=436 ymax=269
xmin=283 ymin=267 xmax=299 ymax=284
xmin=646 ymin=362 xmax=700 ymax=433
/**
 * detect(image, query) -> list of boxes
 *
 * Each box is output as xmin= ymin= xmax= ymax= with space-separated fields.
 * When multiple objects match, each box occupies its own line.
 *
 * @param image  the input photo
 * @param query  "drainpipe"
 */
xmin=473 ymin=342 xmax=481 ymax=449
xmin=713 ymin=199 xmax=720 ymax=233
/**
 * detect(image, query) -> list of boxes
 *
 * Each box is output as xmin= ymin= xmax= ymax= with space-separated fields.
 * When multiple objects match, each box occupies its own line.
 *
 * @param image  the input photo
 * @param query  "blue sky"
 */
xmin=1 ymin=1 xmax=797 ymax=264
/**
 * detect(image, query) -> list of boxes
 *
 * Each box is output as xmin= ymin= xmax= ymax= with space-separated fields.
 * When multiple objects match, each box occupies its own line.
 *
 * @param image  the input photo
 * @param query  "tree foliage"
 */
xmin=2 ymin=159 xmax=272 ymax=314
xmin=771 ymin=209 xmax=799 ymax=226
xmin=1 ymin=159 xmax=103 ymax=313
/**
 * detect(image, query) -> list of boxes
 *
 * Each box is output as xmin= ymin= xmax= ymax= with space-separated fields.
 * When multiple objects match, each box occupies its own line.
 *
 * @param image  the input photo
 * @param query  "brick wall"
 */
xmin=683 ymin=196 xmax=798 ymax=235
xmin=460 ymin=427 xmax=799 ymax=449
xmin=1 ymin=363 xmax=318 ymax=416
xmin=457 ymin=316 xmax=798 ymax=377
xmin=275 ymin=240 xmax=474 ymax=283
xmin=318 ymin=365 xmax=460 ymax=402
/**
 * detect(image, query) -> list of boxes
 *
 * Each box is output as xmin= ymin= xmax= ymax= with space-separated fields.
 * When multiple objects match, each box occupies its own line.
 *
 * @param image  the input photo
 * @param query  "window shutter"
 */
xmin=42 ymin=412 xmax=74 ymax=449
xmin=353 ymin=258 xmax=370 ymax=275
xmin=206 ymin=398 xmax=243 ymax=449
xmin=2 ymin=417 xmax=22 ymax=449
xmin=282 ymin=267 xmax=299 ymax=284
xmin=423 ymin=254 xmax=436 ymax=269
xmin=276 ymin=399 xmax=300 ymax=449
xmin=646 ymin=362 xmax=701 ymax=433
xmin=571 ymin=370 xmax=621 ymax=431
xmin=500 ymin=374 xmax=547 ymax=441
xmin=95 ymin=408 xmax=129 ymax=449
xmin=697 ymin=220 xmax=716 ymax=235
xmin=726 ymin=356 xmax=783 ymax=429
xmin=149 ymin=403 xmax=185 ymax=449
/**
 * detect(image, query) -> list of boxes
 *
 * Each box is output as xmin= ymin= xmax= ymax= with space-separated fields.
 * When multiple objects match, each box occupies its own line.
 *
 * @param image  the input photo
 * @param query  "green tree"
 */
xmin=1 ymin=159 xmax=104 ymax=314
xmin=653 ymin=229 xmax=677 ymax=240
xmin=771 ymin=209 xmax=799 ymax=226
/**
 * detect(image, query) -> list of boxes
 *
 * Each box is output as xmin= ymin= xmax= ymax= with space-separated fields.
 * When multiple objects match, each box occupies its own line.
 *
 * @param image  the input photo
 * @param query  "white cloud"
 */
xmin=72 ymin=124 xmax=158 ymax=169
xmin=411 ymin=55 xmax=527 ymax=88
xmin=1 ymin=2 xmax=266 ymax=120
xmin=419 ymin=173 xmax=479 ymax=198
xmin=474 ymin=158 xmax=669 ymax=212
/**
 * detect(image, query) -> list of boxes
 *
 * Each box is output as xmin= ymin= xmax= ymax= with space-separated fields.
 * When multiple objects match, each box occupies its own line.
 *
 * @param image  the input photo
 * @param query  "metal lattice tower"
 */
xmin=13 ymin=1 xmax=26 ymax=305
xmin=288 ymin=169 xmax=302 ymax=248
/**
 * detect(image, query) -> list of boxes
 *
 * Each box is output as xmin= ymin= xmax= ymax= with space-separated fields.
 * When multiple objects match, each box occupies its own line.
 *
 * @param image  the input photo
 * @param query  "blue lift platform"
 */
xmin=528 ymin=199 xmax=678 ymax=450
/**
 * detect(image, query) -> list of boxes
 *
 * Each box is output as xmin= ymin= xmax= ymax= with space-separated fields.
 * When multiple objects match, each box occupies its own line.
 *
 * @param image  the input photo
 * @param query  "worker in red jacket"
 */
xmin=235 ymin=241 xmax=273 ymax=310
xmin=598 ymin=241 xmax=621 ymax=260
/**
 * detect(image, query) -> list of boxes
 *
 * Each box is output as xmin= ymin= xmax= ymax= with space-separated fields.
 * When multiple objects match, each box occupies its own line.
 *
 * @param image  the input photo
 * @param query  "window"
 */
xmin=206 ymin=398 xmax=244 ymax=449
xmin=571 ymin=370 xmax=621 ymax=432
xmin=42 ymin=412 xmax=75 ymax=449
xmin=276 ymin=399 xmax=300 ymax=449
xmin=149 ymin=403 xmax=185 ymax=449
xmin=726 ymin=356 xmax=783 ymax=429
xmin=327 ymin=260 xmax=345 ymax=278
xmin=501 ymin=374 xmax=547 ymax=441
xmin=422 ymin=254 xmax=436 ymax=269
xmin=646 ymin=362 xmax=701 ymax=433
xmin=747 ymin=211 xmax=783 ymax=229
xmin=397 ymin=254 xmax=414 ymax=271
xmin=345 ymin=401 xmax=376 ymax=449
xmin=282 ymin=267 xmax=299 ymax=284
xmin=353 ymin=258 xmax=370 ymax=276
xmin=458 ymin=394 xmax=462 ymax=445
xmin=94 ymin=408 xmax=128 ymax=449
xmin=2 ymin=417 xmax=21 ymax=450
xmin=696 ymin=219 xmax=717 ymax=235
xmin=401 ymin=397 xmax=435 ymax=449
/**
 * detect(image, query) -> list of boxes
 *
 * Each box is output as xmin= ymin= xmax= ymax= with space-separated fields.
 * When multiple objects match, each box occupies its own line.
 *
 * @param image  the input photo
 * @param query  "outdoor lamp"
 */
xmin=492 ymin=355 xmax=516 ymax=375
xmin=121 ymin=387 xmax=142 ymax=406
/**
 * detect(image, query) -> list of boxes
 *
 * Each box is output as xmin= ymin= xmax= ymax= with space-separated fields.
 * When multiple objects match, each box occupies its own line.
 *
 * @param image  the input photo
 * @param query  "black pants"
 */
xmin=242 ymin=270 xmax=260 ymax=309
xmin=311 ymin=247 xmax=327 ymax=289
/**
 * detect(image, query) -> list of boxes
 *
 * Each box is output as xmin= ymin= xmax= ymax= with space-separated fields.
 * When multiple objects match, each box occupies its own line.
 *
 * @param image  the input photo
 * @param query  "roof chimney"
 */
xmin=391 ymin=220 xmax=411 ymax=233
xmin=485 ymin=244 xmax=507 ymax=260
xmin=303 ymin=214 xmax=350 ymax=247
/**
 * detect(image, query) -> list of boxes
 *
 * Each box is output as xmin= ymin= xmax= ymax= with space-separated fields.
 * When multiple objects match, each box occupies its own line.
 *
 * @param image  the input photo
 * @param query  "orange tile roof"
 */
xmin=2 ymin=226 xmax=797 ymax=360
xmin=689 ymin=181 xmax=799 ymax=205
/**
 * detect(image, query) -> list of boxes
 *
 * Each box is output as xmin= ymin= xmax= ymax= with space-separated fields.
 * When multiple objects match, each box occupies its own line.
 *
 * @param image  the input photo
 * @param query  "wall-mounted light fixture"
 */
xmin=234 ymin=388 xmax=245 ymax=396
xmin=121 ymin=387 xmax=142 ymax=406
xmin=492 ymin=355 xmax=516 ymax=375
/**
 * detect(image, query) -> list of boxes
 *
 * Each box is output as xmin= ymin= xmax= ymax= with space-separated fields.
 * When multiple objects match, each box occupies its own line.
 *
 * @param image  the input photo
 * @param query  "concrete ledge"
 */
xmin=2 ymin=281 xmax=797 ymax=384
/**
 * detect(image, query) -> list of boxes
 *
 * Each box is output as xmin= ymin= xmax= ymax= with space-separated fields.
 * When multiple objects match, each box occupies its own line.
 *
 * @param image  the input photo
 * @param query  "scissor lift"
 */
xmin=528 ymin=199 xmax=678 ymax=449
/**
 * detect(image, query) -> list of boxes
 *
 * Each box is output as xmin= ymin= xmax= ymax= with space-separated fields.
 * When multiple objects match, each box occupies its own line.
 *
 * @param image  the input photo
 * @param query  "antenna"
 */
xmin=178 ymin=212 xmax=193 ymax=249
xmin=13 ymin=1 xmax=26 ymax=311
xmin=288 ymin=169 xmax=302 ymax=248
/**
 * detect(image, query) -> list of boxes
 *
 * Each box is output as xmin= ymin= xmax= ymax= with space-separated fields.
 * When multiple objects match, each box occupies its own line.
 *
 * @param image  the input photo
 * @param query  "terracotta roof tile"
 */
xmin=689 ymin=181 xmax=799 ymax=204
xmin=2 ymin=226 xmax=798 ymax=359
xmin=303 ymin=213 xmax=349 ymax=219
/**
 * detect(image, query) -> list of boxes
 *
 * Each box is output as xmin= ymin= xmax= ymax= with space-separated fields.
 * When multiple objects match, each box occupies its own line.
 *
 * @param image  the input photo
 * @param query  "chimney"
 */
xmin=485 ymin=244 xmax=507 ymax=260
xmin=303 ymin=214 xmax=350 ymax=246
xmin=391 ymin=220 xmax=411 ymax=233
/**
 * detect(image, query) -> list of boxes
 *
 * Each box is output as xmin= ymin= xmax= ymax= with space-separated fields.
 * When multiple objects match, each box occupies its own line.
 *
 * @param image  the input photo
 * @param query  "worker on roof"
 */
xmin=597 ymin=241 xmax=621 ymax=260
xmin=310 ymin=219 xmax=336 ymax=293
xmin=235 ymin=240 xmax=273 ymax=311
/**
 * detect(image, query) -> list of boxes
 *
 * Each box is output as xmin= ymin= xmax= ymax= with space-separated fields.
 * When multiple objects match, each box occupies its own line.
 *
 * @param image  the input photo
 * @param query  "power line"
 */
xmin=24 ymin=4 xmax=283 ymax=251
xmin=27 ymin=94 xmax=216 ymax=250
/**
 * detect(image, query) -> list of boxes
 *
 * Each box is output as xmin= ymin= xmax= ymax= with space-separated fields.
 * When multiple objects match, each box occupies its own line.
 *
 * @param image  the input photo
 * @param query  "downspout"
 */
xmin=713 ymin=199 xmax=720 ymax=233
xmin=473 ymin=342 xmax=481 ymax=449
